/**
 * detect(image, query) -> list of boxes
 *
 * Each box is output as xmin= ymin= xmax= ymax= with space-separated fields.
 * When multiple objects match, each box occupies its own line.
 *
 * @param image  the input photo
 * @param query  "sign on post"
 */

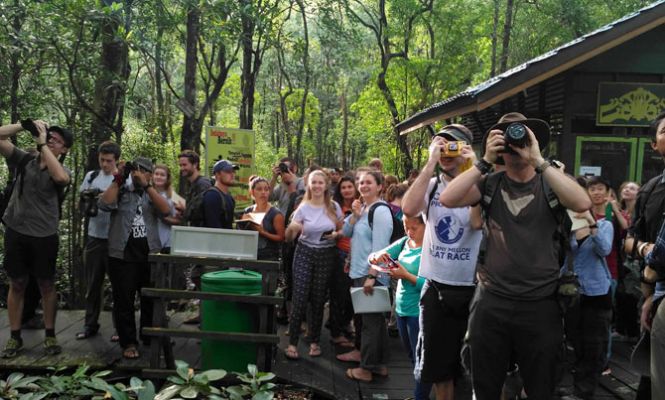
xmin=204 ymin=127 xmax=255 ymax=212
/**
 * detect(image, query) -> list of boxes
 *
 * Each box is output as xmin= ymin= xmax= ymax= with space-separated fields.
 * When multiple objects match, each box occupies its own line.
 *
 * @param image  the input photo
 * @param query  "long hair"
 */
xmin=302 ymin=170 xmax=337 ymax=223
xmin=333 ymin=175 xmax=359 ymax=206
xmin=154 ymin=164 xmax=172 ymax=197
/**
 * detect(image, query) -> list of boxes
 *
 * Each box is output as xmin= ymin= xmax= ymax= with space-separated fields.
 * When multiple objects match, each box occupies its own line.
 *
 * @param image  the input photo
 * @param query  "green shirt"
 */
xmin=382 ymin=237 xmax=425 ymax=317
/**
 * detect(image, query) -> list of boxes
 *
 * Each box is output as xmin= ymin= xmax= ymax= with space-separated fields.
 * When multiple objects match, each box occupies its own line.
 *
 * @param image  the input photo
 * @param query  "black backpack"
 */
xmin=182 ymin=176 xmax=213 ymax=226
xmin=368 ymin=202 xmax=405 ymax=244
xmin=187 ymin=185 xmax=231 ymax=227
xmin=479 ymin=171 xmax=572 ymax=267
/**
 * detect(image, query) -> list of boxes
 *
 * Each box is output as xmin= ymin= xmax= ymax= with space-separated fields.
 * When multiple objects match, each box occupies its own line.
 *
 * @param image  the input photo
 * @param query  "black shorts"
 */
xmin=3 ymin=227 xmax=59 ymax=280
xmin=415 ymin=280 xmax=475 ymax=383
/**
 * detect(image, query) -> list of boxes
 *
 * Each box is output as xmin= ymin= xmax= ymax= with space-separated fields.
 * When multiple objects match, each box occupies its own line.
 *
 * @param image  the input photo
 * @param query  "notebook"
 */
xmin=350 ymin=286 xmax=391 ymax=313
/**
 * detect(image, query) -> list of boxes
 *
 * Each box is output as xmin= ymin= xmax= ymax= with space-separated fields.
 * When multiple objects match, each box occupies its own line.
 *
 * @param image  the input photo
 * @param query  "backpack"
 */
xmin=479 ymin=171 xmax=572 ymax=267
xmin=368 ymin=202 xmax=406 ymax=244
xmin=182 ymin=176 xmax=213 ymax=226
xmin=190 ymin=186 xmax=231 ymax=227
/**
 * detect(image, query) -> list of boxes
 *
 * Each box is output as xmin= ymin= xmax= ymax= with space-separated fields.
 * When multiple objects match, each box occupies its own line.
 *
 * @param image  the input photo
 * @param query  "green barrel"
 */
xmin=201 ymin=269 xmax=262 ymax=371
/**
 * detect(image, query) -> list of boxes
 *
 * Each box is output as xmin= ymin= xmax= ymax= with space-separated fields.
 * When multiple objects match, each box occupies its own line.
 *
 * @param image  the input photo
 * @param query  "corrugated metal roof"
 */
xmin=397 ymin=0 xmax=665 ymax=134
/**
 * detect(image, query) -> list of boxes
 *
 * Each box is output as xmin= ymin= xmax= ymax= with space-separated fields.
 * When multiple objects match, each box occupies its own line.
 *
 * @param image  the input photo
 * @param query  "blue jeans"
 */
xmin=397 ymin=315 xmax=433 ymax=400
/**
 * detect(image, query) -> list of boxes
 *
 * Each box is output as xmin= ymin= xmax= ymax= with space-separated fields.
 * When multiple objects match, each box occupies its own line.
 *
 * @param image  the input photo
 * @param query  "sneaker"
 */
xmin=2 ymin=338 xmax=23 ymax=359
xmin=44 ymin=337 xmax=62 ymax=356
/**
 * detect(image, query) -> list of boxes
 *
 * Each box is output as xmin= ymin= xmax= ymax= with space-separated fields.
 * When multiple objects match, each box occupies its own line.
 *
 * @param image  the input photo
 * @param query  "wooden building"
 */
xmin=397 ymin=1 xmax=665 ymax=189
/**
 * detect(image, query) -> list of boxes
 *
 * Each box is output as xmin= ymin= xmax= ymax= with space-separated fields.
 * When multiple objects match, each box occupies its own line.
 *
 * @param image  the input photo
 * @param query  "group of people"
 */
xmin=1 ymin=110 xmax=664 ymax=400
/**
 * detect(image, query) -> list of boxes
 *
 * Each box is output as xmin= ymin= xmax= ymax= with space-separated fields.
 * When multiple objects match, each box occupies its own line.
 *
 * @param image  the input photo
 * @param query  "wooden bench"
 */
xmin=142 ymin=254 xmax=281 ymax=375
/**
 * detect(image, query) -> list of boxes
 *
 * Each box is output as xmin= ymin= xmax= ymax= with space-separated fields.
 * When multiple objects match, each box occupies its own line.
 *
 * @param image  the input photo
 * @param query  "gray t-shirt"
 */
xmin=477 ymin=173 xmax=561 ymax=300
xmin=271 ymin=177 xmax=305 ymax=213
xmin=3 ymin=147 xmax=70 ymax=237
xmin=79 ymin=170 xmax=114 ymax=239
xmin=292 ymin=202 xmax=342 ymax=248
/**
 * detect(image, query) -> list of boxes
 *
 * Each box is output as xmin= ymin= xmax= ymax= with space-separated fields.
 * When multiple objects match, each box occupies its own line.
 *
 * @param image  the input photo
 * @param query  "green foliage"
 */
xmin=225 ymin=364 xmax=276 ymax=400
xmin=155 ymin=359 xmax=227 ymax=400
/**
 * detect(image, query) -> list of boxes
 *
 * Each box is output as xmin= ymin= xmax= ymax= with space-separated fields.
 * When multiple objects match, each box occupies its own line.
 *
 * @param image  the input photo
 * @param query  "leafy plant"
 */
xmin=36 ymin=364 xmax=113 ymax=399
xmin=226 ymin=364 xmax=276 ymax=400
xmin=155 ymin=360 xmax=227 ymax=400
xmin=0 ymin=372 xmax=42 ymax=399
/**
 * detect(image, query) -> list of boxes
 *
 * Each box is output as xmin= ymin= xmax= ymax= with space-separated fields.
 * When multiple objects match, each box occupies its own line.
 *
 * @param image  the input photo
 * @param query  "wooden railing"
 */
xmin=141 ymin=254 xmax=281 ymax=375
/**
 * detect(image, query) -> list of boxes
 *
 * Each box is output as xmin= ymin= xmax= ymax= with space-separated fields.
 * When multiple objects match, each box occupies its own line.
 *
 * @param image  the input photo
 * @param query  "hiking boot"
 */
xmin=44 ymin=337 xmax=62 ymax=356
xmin=2 ymin=338 xmax=23 ymax=359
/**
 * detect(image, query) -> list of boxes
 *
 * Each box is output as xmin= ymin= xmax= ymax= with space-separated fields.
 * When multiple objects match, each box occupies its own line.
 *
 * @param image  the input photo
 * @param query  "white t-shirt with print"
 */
xmin=419 ymin=176 xmax=482 ymax=285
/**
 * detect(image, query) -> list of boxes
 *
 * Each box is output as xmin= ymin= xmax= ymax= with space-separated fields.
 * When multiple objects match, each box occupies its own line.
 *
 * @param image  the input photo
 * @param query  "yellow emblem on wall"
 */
xmin=597 ymin=83 xmax=665 ymax=127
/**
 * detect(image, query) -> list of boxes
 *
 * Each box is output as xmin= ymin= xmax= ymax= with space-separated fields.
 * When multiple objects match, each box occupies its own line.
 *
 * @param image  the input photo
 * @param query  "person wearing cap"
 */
xmin=99 ymin=157 xmax=170 ymax=359
xmin=0 ymin=120 xmax=72 ymax=358
xmin=202 ymin=159 xmax=238 ymax=229
xmin=440 ymin=112 xmax=591 ymax=399
xmin=401 ymin=124 xmax=483 ymax=400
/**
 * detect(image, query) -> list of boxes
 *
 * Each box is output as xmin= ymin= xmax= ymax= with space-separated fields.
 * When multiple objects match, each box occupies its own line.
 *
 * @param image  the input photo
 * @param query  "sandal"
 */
xmin=309 ymin=343 xmax=322 ymax=357
xmin=284 ymin=346 xmax=300 ymax=360
xmin=44 ymin=337 xmax=62 ymax=356
xmin=122 ymin=346 xmax=140 ymax=359
xmin=110 ymin=334 xmax=120 ymax=343
xmin=330 ymin=336 xmax=354 ymax=348
xmin=76 ymin=329 xmax=98 ymax=340
xmin=336 ymin=349 xmax=361 ymax=362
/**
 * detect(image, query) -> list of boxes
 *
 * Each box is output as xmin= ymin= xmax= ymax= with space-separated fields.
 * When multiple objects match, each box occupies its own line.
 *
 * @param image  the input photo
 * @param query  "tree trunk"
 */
xmin=490 ymin=0 xmax=500 ymax=77
xmin=499 ymin=0 xmax=514 ymax=73
xmin=87 ymin=0 xmax=130 ymax=170
xmin=180 ymin=4 xmax=200 ymax=151
xmin=239 ymin=0 xmax=255 ymax=130
xmin=294 ymin=0 xmax=310 ymax=167
xmin=340 ymin=89 xmax=348 ymax=170
xmin=155 ymin=25 xmax=168 ymax=142
xmin=378 ymin=68 xmax=413 ymax=177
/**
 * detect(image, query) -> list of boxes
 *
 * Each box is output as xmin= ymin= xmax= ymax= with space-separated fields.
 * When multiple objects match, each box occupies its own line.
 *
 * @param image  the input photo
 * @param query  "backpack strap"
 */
xmin=368 ymin=202 xmax=393 ymax=232
xmin=629 ymin=175 xmax=660 ymax=254
xmin=87 ymin=169 xmax=101 ymax=185
xmin=425 ymin=175 xmax=441 ymax=218
xmin=480 ymin=171 xmax=505 ymax=220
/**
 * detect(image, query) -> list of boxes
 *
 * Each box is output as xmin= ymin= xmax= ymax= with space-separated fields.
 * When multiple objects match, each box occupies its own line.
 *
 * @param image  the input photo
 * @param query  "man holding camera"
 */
xmin=402 ymin=125 xmax=482 ymax=400
xmin=269 ymin=157 xmax=304 ymax=216
xmin=99 ymin=157 xmax=170 ymax=359
xmin=76 ymin=140 xmax=121 ymax=340
xmin=440 ymin=113 xmax=590 ymax=399
xmin=0 ymin=120 xmax=72 ymax=358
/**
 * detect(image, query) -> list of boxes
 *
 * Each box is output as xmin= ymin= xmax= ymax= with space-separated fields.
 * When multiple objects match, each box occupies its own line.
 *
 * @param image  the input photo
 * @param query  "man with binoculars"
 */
xmin=440 ymin=112 xmax=591 ymax=399
xmin=0 ymin=119 xmax=73 ymax=358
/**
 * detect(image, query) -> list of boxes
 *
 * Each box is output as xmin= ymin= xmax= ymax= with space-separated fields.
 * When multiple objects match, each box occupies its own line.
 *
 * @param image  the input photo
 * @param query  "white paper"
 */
xmin=567 ymin=209 xmax=590 ymax=232
xmin=350 ymin=286 xmax=391 ymax=314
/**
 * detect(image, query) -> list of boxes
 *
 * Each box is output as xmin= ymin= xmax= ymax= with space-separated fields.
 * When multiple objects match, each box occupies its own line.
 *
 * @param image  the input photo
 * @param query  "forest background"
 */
xmin=0 ymin=0 xmax=653 ymax=305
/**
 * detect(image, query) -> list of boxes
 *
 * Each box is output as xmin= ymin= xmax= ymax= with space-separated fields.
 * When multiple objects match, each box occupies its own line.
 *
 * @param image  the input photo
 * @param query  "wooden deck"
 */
xmin=0 ymin=309 xmax=643 ymax=399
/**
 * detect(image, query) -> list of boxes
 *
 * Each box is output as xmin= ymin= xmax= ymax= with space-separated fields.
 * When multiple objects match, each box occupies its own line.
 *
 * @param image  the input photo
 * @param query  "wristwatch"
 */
xmin=535 ymin=160 xmax=551 ymax=174
xmin=366 ymin=275 xmax=376 ymax=280
xmin=474 ymin=159 xmax=493 ymax=175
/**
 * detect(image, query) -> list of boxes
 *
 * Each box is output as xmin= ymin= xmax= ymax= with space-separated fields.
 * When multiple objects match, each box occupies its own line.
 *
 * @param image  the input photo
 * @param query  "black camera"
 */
xmin=20 ymin=119 xmax=41 ymax=138
xmin=79 ymin=188 xmax=102 ymax=217
xmin=122 ymin=161 xmax=137 ymax=179
xmin=503 ymin=122 xmax=529 ymax=149
xmin=278 ymin=162 xmax=290 ymax=174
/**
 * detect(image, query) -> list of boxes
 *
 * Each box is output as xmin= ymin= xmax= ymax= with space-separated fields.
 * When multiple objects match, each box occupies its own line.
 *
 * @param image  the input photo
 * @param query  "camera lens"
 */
xmin=504 ymin=123 xmax=528 ymax=148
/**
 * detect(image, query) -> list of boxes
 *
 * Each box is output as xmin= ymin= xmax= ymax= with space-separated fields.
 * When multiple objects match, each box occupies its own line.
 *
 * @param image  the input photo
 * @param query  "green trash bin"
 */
xmin=201 ymin=269 xmax=262 ymax=372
